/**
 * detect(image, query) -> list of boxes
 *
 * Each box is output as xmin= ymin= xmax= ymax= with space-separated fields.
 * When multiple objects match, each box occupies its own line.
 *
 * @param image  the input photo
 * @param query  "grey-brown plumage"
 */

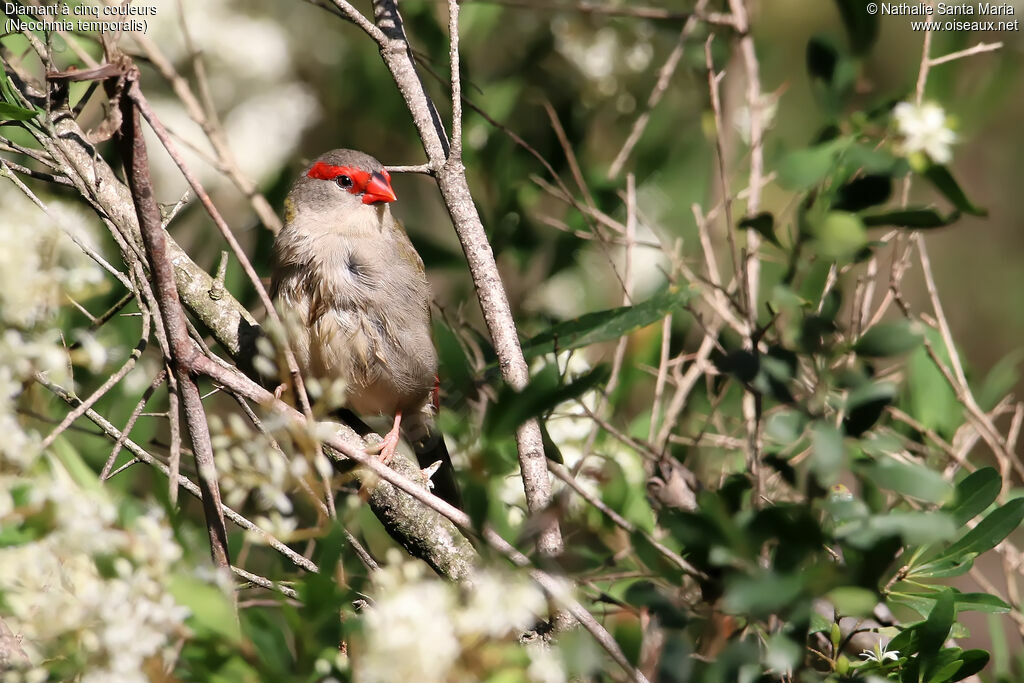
xmin=271 ymin=149 xmax=460 ymax=506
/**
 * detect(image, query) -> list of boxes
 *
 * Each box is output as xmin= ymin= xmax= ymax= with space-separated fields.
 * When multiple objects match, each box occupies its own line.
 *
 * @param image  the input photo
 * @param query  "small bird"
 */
xmin=270 ymin=149 xmax=460 ymax=506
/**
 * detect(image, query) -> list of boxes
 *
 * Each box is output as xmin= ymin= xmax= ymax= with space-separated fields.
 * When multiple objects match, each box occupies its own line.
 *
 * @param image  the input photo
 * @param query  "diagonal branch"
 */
xmin=116 ymin=69 xmax=231 ymax=571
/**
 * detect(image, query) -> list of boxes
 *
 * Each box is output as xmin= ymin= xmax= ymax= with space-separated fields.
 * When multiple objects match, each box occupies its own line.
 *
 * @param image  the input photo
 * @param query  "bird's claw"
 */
xmin=366 ymin=427 xmax=401 ymax=465
xmin=420 ymin=460 xmax=442 ymax=489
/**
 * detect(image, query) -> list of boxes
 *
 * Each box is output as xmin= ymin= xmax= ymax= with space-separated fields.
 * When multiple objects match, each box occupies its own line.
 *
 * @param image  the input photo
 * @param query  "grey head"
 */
xmin=285 ymin=148 xmax=397 ymax=219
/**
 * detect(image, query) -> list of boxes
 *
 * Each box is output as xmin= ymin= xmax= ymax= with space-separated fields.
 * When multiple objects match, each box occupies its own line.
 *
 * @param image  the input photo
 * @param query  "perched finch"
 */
xmin=271 ymin=149 xmax=460 ymax=506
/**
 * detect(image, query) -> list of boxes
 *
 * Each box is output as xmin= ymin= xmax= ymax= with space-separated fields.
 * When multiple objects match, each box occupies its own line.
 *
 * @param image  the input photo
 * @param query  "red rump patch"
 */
xmin=432 ymin=374 xmax=441 ymax=412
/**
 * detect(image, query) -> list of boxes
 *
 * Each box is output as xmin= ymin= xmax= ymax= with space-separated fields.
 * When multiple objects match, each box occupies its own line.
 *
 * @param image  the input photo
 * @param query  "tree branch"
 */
xmin=366 ymin=0 xmax=563 ymax=559
xmin=116 ymin=70 xmax=231 ymax=571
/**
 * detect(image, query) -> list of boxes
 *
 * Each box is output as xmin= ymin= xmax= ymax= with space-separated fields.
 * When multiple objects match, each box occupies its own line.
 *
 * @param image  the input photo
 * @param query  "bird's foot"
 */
xmin=273 ymin=383 xmax=286 ymax=400
xmin=365 ymin=412 xmax=403 ymax=465
xmin=368 ymin=429 xmax=401 ymax=465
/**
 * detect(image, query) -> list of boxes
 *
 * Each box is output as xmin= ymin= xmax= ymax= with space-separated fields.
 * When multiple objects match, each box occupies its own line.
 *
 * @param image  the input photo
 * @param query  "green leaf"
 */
xmin=928 ymin=656 xmax=965 ymax=683
xmin=975 ymin=349 xmax=1022 ymax=412
xmin=520 ymin=286 xmax=690 ymax=360
xmin=950 ymin=650 xmax=989 ymax=681
xmin=904 ymin=330 xmax=963 ymax=438
xmin=918 ymin=590 xmax=955 ymax=672
xmin=764 ymin=409 xmax=807 ymax=446
xmin=907 ymin=557 xmax=973 ymax=579
xmin=859 ymin=457 xmax=953 ymax=504
xmin=777 ymin=137 xmax=850 ymax=190
xmin=952 ymin=592 xmax=1011 ymax=613
xmin=485 ymin=364 xmax=609 ymax=436
xmin=838 ymin=510 xmax=956 ymax=548
xmin=923 ymin=165 xmax=987 ymax=217
xmin=811 ymin=421 xmax=844 ymax=486
xmin=833 ymin=0 xmax=880 ymax=54
xmin=168 ymin=573 xmax=241 ymax=643
xmin=861 ymin=209 xmax=959 ymax=229
xmin=944 ymin=468 xmax=1000 ymax=527
xmin=846 ymin=381 xmax=898 ymax=411
xmin=722 ymin=570 xmax=805 ymax=617
xmin=854 ymin=321 xmax=923 ymax=357
xmin=739 ymin=212 xmax=779 ymax=246
xmin=0 ymin=102 xmax=37 ymax=122
xmin=433 ymin=320 xmax=475 ymax=407
xmin=935 ymin=498 xmax=1024 ymax=562
xmin=844 ymin=142 xmax=905 ymax=175
xmin=813 ymin=211 xmax=867 ymax=259
xmin=887 ymin=622 xmax=920 ymax=655
xmin=889 ymin=590 xmax=1010 ymax=618
xmin=827 ymin=586 xmax=877 ymax=616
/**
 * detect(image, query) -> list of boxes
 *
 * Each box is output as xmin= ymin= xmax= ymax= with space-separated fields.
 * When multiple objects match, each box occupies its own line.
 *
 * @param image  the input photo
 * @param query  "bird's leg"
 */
xmin=366 ymin=411 xmax=403 ymax=465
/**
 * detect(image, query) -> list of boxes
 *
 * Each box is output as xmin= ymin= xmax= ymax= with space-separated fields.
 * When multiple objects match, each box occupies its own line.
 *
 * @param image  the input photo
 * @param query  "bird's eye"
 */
xmin=336 ymin=175 xmax=353 ymax=189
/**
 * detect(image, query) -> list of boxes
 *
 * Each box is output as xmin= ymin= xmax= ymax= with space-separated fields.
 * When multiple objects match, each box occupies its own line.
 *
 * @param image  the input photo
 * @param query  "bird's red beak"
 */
xmin=362 ymin=171 xmax=396 ymax=205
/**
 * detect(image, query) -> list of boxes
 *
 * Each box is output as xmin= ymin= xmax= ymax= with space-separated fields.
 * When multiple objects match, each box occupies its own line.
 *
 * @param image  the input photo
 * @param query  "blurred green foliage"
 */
xmin=3 ymin=0 xmax=1024 ymax=680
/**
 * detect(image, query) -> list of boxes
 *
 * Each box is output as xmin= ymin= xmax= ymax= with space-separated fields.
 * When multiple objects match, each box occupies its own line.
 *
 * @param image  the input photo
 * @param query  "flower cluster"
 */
xmin=0 ymin=474 xmax=190 ymax=682
xmin=0 ymin=183 xmax=192 ymax=681
xmin=208 ymin=409 xmax=335 ymax=541
xmin=355 ymin=552 xmax=560 ymax=683
xmin=0 ymin=184 xmax=103 ymax=473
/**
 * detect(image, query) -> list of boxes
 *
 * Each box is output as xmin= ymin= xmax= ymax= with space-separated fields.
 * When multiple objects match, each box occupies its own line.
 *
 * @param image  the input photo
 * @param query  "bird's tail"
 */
xmin=403 ymin=407 xmax=462 ymax=509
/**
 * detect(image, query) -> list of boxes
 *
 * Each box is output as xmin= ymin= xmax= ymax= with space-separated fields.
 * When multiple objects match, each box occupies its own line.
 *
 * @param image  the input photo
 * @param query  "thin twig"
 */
xmin=928 ymin=41 xmax=1002 ymax=67
xmin=549 ymin=462 xmax=706 ymax=580
xmin=40 ymin=308 xmax=151 ymax=450
xmin=703 ymin=37 xmax=743 ymax=312
xmin=608 ymin=0 xmax=711 ymax=178
xmin=102 ymin=369 xmax=167 ymax=479
xmin=725 ymin=0 xmax=765 ymax=506
xmin=231 ymin=566 xmax=298 ymax=599
xmin=361 ymin=0 xmax=563 ymax=557
xmin=36 ymin=373 xmax=318 ymax=574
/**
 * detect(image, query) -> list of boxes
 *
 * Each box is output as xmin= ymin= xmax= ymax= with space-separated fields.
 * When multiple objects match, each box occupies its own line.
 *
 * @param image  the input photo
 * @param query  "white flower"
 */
xmin=456 ymin=569 xmax=546 ymax=638
xmin=359 ymin=577 xmax=459 ymax=683
xmin=527 ymin=641 xmax=567 ymax=683
xmin=357 ymin=556 xmax=556 ymax=682
xmin=0 ymin=470 xmax=189 ymax=678
xmin=733 ymin=94 xmax=779 ymax=146
xmin=859 ymin=640 xmax=899 ymax=663
xmin=893 ymin=101 xmax=956 ymax=164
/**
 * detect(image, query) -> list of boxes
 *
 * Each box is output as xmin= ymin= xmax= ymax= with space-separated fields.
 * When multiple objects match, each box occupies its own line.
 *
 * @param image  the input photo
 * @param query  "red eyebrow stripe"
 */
xmin=307 ymin=161 xmax=353 ymax=180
